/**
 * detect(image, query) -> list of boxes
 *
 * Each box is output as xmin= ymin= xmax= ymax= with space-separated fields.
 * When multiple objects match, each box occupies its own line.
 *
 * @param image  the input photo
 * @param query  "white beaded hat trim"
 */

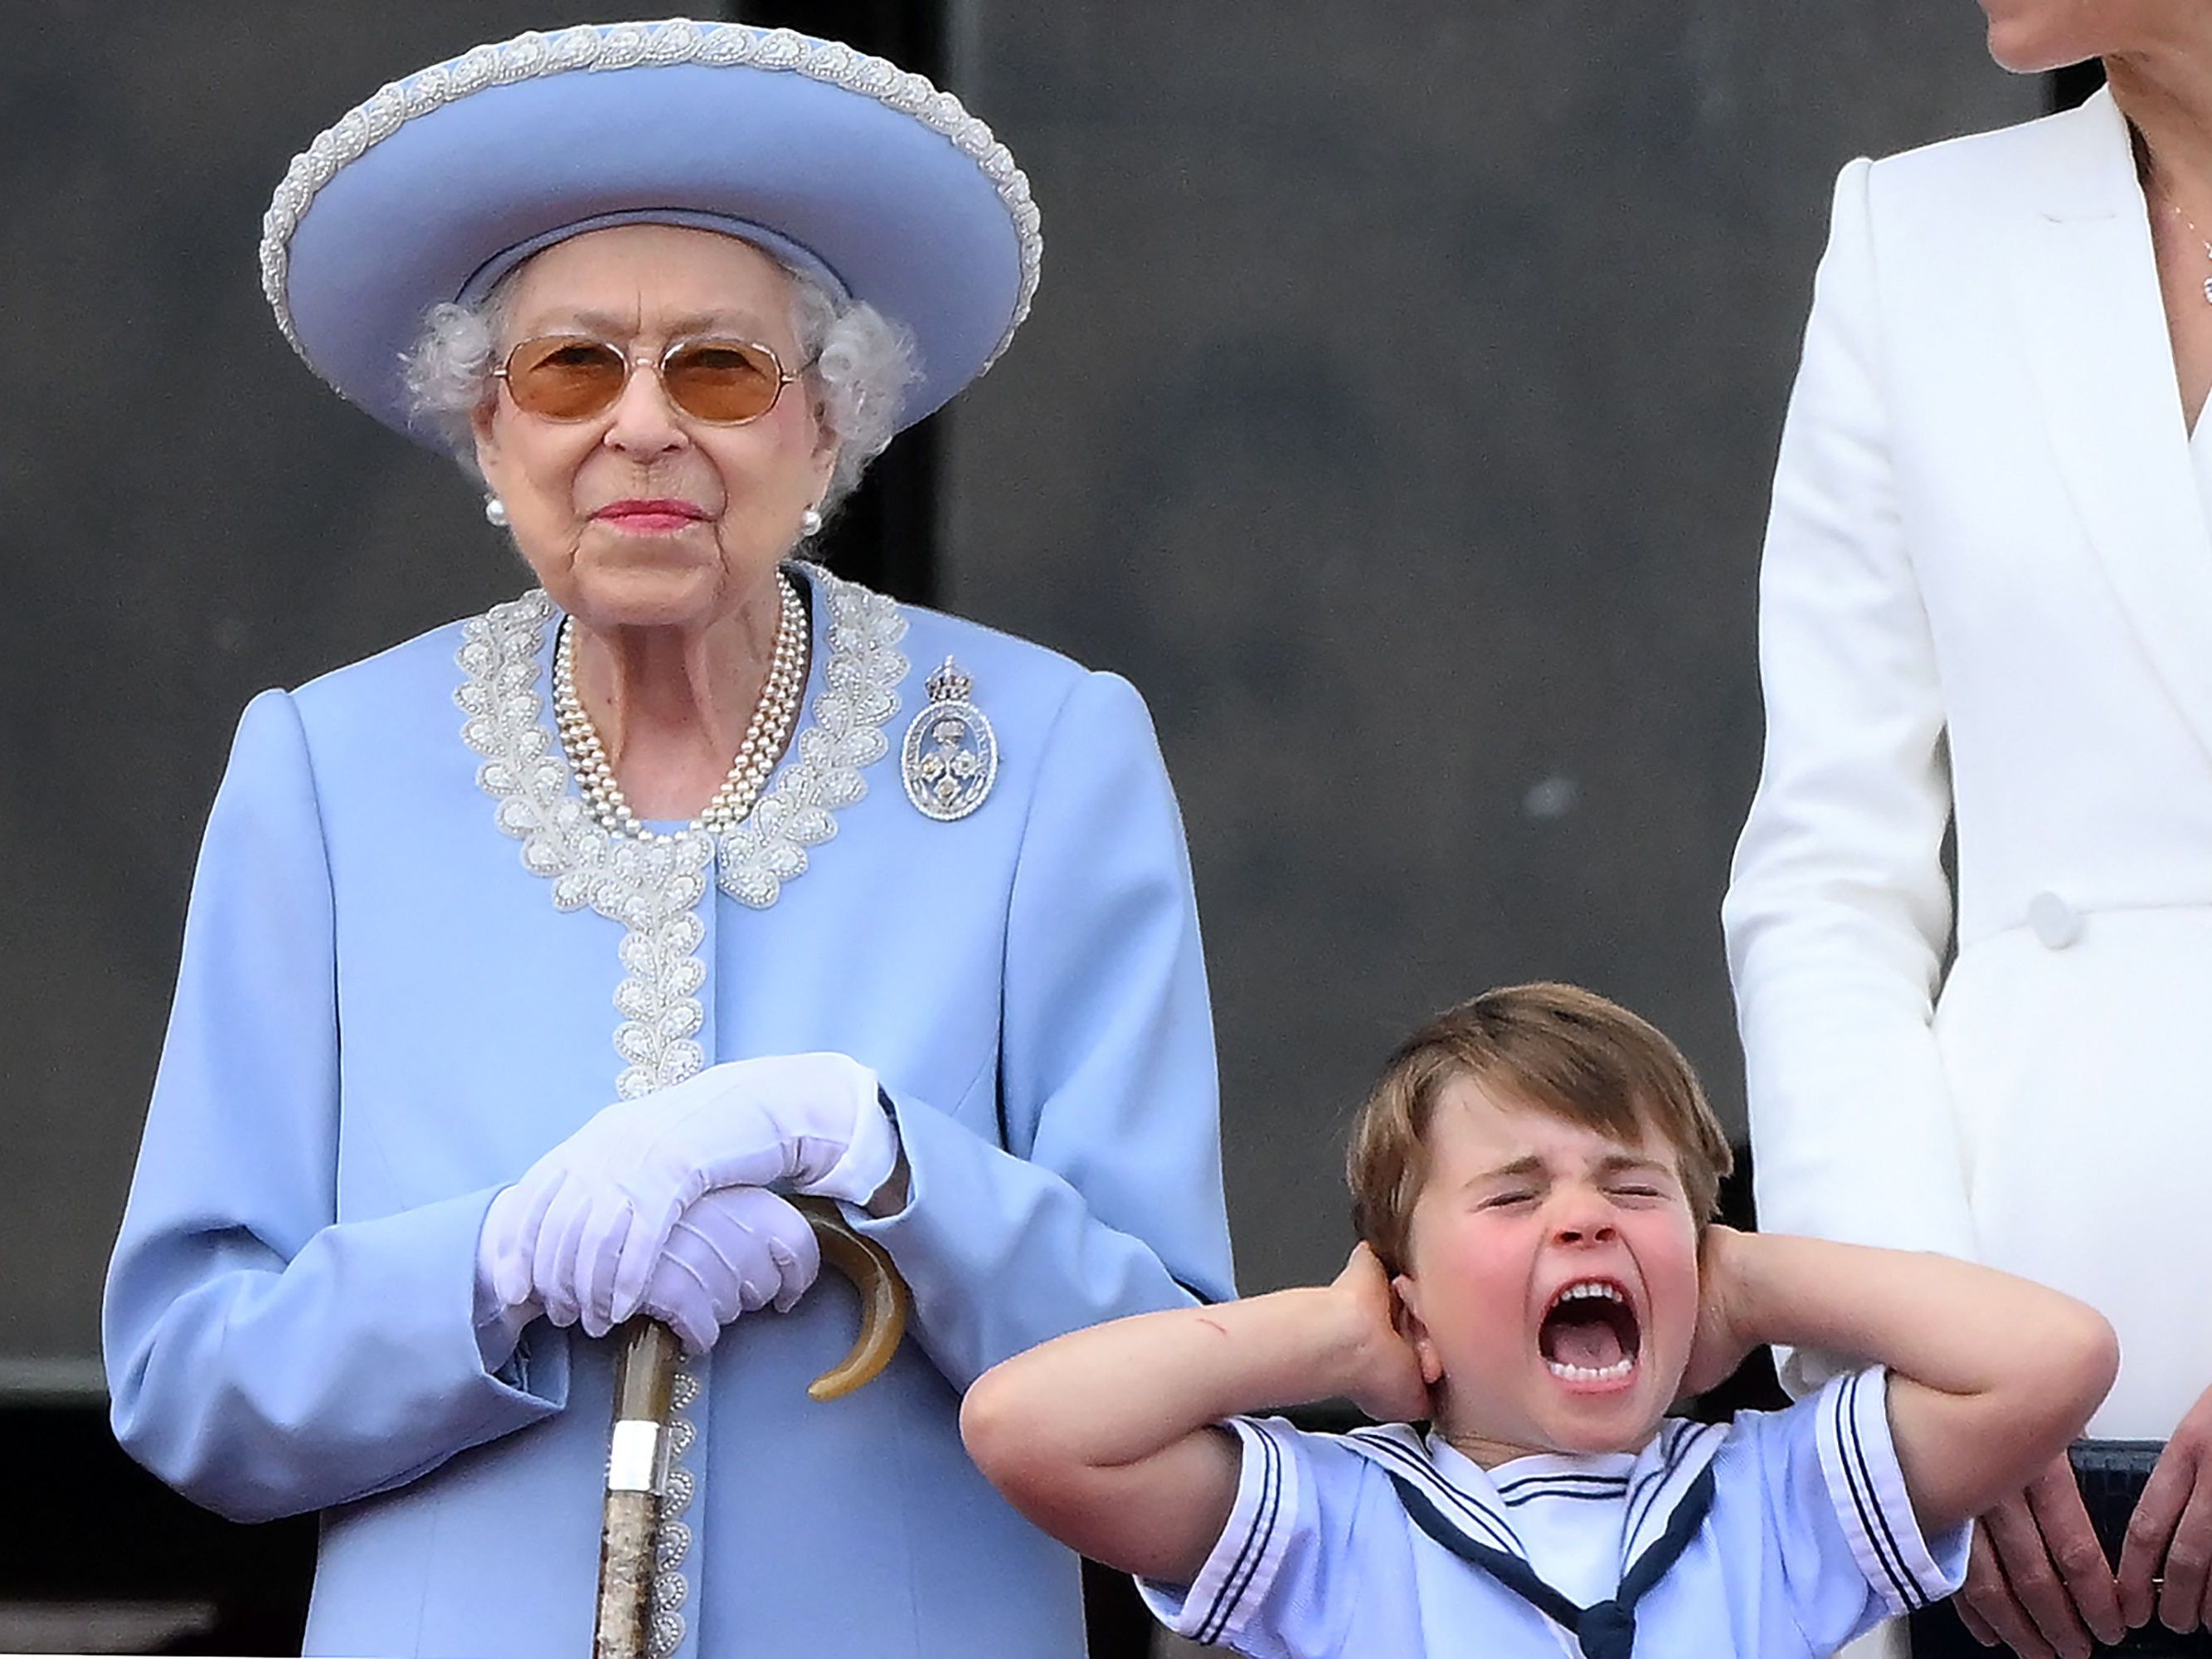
xmin=258 ymin=17 xmax=1042 ymax=377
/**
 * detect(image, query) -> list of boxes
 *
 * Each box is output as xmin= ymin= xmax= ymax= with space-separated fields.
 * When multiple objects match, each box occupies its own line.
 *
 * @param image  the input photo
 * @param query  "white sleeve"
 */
xmin=1136 ymin=1418 xmax=1370 ymax=1659
xmin=1746 ymin=1368 xmax=1971 ymax=1651
xmin=1723 ymin=157 xmax=1976 ymax=1393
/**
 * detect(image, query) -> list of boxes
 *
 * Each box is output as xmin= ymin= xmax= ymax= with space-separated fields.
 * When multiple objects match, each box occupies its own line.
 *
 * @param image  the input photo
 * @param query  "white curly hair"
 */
xmin=401 ymin=249 xmax=919 ymax=528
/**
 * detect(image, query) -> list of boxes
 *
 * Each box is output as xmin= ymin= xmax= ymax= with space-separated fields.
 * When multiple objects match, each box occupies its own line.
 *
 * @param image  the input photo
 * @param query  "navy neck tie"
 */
xmin=1388 ymin=1462 xmax=1718 ymax=1659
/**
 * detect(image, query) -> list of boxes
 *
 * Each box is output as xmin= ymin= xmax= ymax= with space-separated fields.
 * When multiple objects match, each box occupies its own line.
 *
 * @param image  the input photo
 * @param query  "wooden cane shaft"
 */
xmin=594 ymin=1319 xmax=683 ymax=1659
xmin=612 ymin=1319 xmax=680 ymax=1423
xmin=595 ymin=1489 xmax=662 ymax=1659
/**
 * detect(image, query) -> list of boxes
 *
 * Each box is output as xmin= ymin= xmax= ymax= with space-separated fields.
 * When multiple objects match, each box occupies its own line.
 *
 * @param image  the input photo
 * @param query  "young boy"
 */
xmin=961 ymin=983 xmax=2116 ymax=1658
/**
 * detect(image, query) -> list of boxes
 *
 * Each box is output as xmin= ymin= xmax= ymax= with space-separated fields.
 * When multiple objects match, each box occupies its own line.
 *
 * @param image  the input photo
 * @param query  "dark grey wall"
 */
xmin=0 ymin=4 xmax=2037 ymax=1379
xmin=941 ymin=3 xmax=2039 ymax=1293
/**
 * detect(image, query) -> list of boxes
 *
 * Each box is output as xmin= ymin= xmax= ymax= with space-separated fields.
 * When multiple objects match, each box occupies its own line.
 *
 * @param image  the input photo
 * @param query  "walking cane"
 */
xmin=592 ymin=1197 xmax=911 ymax=1659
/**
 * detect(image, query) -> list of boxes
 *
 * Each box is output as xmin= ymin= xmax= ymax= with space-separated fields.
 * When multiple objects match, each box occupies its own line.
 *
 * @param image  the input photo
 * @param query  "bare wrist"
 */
xmin=863 ymin=1148 xmax=910 ymax=1218
xmin=1702 ymin=1224 xmax=1762 ymax=1345
xmin=1314 ymin=1283 xmax=1390 ymax=1399
xmin=862 ymin=1098 xmax=909 ymax=1218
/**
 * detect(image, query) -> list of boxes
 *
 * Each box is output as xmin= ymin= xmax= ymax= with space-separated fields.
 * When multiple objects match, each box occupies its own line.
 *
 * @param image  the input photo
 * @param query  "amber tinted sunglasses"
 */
xmin=493 ymin=335 xmax=805 ymax=424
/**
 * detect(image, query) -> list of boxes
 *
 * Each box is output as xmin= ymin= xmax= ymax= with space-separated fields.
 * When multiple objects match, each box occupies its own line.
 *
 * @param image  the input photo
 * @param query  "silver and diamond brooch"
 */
xmin=902 ymin=656 xmax=998 ymax=821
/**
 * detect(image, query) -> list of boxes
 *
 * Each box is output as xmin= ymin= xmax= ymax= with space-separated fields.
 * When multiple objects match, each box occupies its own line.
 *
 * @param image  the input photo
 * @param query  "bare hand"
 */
xmin=1330 ymin=1243 xmax=1432 ymax=1424
xmin=1955 ymin=1453 xmax=2123 ymax=1659
xmin=1681 ymin=1224 xmax=1758 ymax=1398
xmin=2119 ymin=1380 xmax=2212 ymax=1635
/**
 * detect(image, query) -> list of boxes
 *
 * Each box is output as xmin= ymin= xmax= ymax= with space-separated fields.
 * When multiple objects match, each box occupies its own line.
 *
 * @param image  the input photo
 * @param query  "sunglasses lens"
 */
xmin=664 ymin=341 xmax=785 ymax=422
xmin=505 ymin=338 xmax=628 ymax=420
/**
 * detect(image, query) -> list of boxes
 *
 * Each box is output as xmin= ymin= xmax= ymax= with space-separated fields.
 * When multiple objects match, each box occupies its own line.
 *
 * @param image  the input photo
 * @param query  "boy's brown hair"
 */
xmin=1347 ymin=982 xmax=1733 ymax=1272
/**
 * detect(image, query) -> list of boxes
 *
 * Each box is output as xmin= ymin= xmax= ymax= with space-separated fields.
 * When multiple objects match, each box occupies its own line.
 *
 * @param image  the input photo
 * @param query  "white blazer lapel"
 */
xmin=2009 ymin=87 xmax=2212 ymax=763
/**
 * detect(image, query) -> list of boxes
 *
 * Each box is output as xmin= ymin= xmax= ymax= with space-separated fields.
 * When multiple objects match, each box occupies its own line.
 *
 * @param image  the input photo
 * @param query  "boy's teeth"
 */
xmin=1546 ymin=1356 xmax=1635 ymax=1383
xmin=1558 ymin=1281 xmax=1623 ymax=1304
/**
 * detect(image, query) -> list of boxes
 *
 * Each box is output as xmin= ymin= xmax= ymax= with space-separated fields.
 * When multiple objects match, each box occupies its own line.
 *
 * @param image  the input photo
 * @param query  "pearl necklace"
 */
xmin=552 ymin=572 xmax=809 ymax=840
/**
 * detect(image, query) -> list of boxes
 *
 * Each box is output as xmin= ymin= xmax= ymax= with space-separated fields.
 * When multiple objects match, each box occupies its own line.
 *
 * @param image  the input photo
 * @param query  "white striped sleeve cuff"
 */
xmin=1814 ymin=1367 xmax=1968 ymax=1616
xmin=1138 ymin=1417 xmax=1300 ymax=1647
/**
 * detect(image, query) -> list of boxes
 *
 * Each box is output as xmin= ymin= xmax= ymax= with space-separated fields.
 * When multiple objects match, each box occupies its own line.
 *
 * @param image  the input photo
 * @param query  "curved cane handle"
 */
xmin=795 ymin=1197 xmax=910 ymax=1401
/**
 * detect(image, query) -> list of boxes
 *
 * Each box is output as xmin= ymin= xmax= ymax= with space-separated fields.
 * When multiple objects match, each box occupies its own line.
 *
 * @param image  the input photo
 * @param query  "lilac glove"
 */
xmin=471 ymin=1216 xmax=542 ymax=1373
xmin=638 ymin=1185 xmax=822 ymax=1355
xmin=481 ymin=1052 xmax=895 ymax=1335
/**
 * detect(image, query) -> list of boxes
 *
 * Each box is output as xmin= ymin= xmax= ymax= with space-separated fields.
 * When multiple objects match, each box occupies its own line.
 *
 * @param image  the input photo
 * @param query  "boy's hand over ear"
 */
xmin=1331 ymin=1243 xmax=1432 ymax=1424
xmin=1683 ymin=1224 xmax=1760 ymax=1397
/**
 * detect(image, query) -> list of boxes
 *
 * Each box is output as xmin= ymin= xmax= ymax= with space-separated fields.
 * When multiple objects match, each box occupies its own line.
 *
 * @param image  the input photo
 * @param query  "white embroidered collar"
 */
xmin=455 ymin=560 xmax=909 ymax=915
xmin=1344 ymin=1417 xmax=1728 ymax=1571
xmin=455 ymin=562 xmax=908 ymax=1098
xmin=713 ymin=562 xmax=908 ymax=906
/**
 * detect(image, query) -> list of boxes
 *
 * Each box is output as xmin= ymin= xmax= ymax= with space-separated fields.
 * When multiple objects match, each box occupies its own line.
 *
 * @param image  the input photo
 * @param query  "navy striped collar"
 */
xmin=1343 ymin=1417 xmax=1729 ymax=1571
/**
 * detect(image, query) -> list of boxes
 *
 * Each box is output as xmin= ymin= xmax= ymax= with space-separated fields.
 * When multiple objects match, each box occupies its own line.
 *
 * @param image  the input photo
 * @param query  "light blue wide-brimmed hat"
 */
xmin=260 ymin=17 xmax=1042 ymax=445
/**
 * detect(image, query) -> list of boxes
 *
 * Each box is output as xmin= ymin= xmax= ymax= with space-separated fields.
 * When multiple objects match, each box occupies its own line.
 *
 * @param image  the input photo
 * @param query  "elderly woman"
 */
xmin=100 ymin=21 xmax=1232 ymax=1659
xmin=1726 ymin=2 xmax=2212 ymax=1657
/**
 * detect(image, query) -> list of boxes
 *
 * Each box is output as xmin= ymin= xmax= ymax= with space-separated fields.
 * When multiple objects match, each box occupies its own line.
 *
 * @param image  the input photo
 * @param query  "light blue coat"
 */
xmin=104 ymin=566 xmax=1235 ymax=1659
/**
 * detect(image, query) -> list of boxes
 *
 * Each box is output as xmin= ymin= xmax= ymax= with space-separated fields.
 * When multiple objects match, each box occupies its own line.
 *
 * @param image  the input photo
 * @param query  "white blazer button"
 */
xmin=2027 ymin=891 xmax=2083 ymax=950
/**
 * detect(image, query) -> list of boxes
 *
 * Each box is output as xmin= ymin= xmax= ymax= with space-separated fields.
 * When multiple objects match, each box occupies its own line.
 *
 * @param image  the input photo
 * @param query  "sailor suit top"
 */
xmin=1140 ymin=1368 xmax=1968 ymax=1659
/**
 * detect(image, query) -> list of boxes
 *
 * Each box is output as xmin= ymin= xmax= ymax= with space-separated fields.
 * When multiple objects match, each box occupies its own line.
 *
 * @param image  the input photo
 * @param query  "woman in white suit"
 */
xmin=1725 ymin=4 xmax=2212 ymax=1656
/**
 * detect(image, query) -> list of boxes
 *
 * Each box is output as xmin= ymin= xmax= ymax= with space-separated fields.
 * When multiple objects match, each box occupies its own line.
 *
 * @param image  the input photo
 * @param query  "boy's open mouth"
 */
xmin=1538 ymin=1279 xmax=1641 ymax=1384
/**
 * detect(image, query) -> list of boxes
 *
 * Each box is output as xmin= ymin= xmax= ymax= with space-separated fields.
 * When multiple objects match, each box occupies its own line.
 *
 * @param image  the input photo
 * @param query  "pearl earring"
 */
xmin=800 ymin=506 xmax=824 ymax=538
xmin=484 ymin=496 xmax=510 ymax=528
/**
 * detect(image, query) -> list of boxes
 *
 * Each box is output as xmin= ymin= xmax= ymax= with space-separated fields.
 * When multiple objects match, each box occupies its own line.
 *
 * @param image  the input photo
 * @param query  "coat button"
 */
xmin=2028 ymin=891 xmax=2083 ymax=950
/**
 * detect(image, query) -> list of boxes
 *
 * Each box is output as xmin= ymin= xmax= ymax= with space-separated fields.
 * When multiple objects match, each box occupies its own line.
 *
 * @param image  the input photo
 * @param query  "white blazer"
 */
xmin=1724 ymin=87 xmax=2212 ymax=1438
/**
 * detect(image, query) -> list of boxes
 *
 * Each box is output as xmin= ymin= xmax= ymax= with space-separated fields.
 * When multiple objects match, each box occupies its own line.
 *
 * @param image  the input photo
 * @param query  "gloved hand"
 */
xmin=480 ymin=1052 xmax=895 ymax=1335
xmin=471 ymin=1215 xmax=542 ymax=1373
xmin=638 ymin=1185 xmax=822 ymax=1355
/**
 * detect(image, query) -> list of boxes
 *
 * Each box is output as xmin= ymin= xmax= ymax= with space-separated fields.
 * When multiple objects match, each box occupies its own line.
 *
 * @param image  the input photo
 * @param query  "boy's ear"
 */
xmin=1392 ymin=1272 xmax=1446 ymax=1387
